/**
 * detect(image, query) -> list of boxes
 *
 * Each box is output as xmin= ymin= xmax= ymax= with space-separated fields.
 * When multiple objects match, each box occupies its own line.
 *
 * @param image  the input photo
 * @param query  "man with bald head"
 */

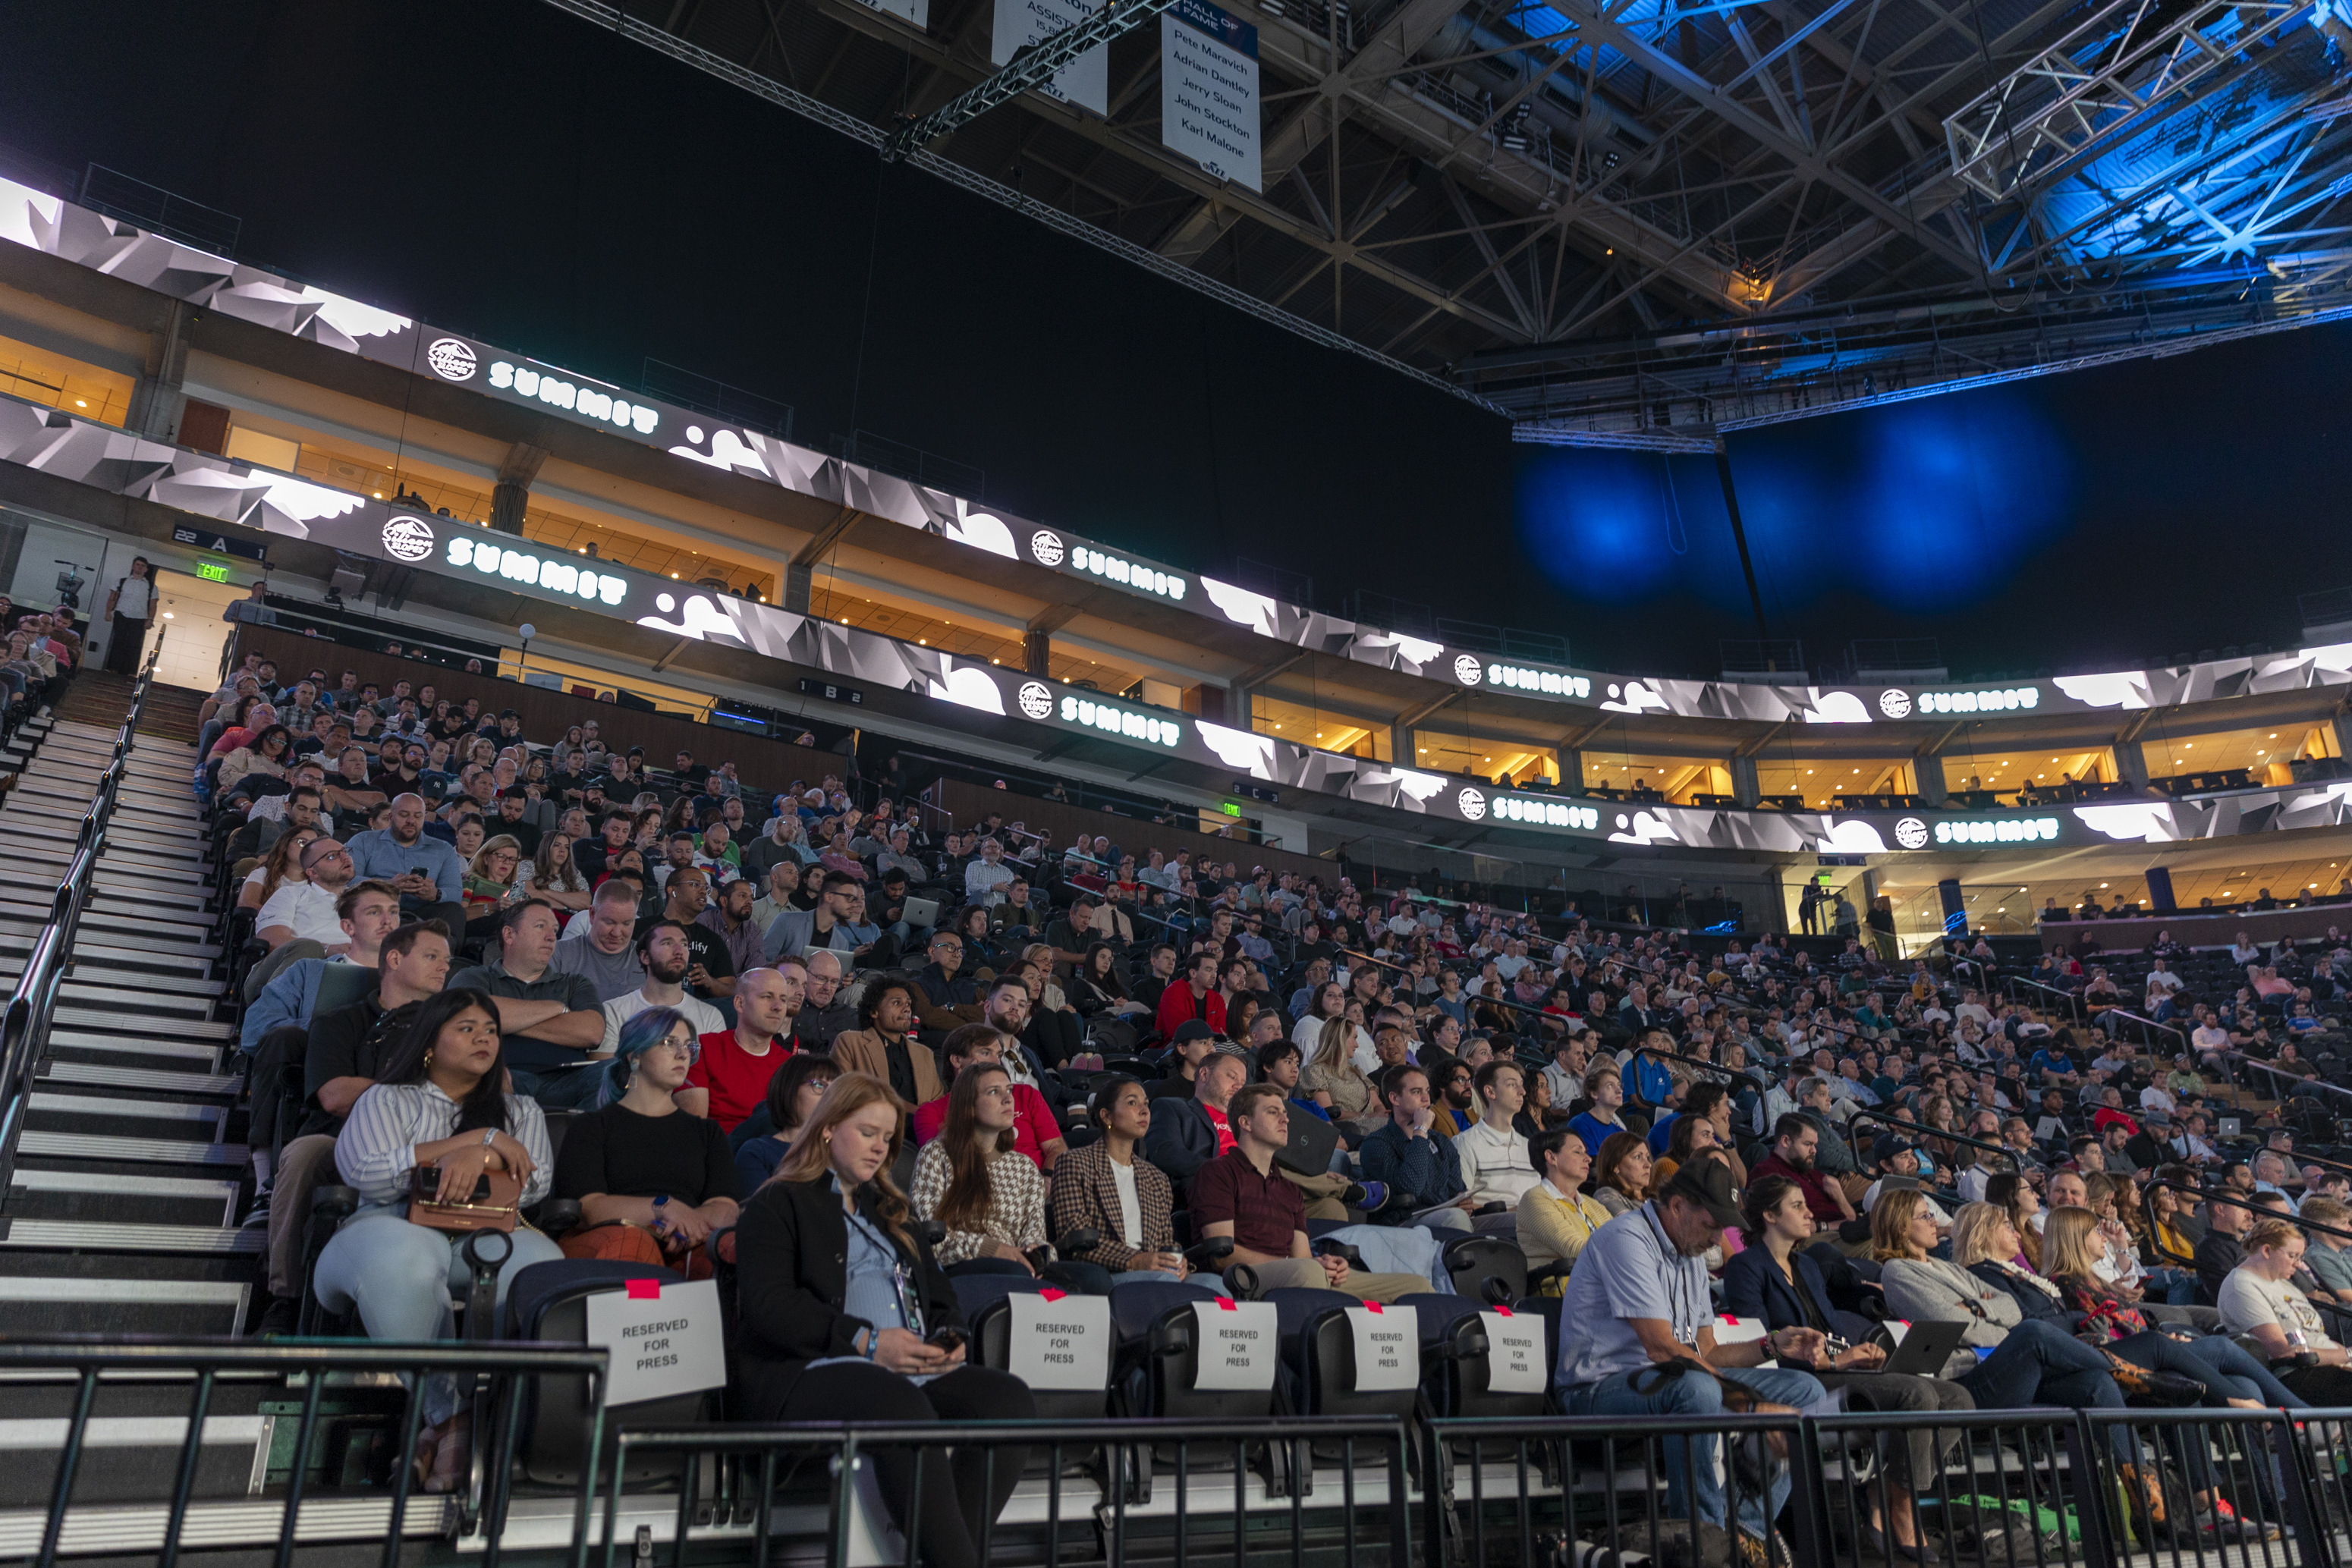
xmin=343 ymin=790 xmax=466 ymax=935
xmin=793 ymin=950 xmax=858 ymax=1051
xmin=681 ymin=965 xmax=802 ymax=1129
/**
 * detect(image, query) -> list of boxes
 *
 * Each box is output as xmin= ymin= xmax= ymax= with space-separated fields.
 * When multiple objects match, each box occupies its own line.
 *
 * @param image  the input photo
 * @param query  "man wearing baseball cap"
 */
xmin=1862 ymin=1133 xmax=1952 ymax=1228
xmin=1556 ymin=1155 xmax=1825 ymax=1566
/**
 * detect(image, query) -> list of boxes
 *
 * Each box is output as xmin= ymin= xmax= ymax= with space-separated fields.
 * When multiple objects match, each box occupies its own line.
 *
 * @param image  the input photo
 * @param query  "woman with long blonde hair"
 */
xmin=732 ymin=1071 xmax=1037 ymax=1561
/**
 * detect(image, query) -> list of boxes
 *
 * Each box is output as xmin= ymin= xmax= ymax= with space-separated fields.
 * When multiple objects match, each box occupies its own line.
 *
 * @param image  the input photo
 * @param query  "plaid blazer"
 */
xmin=1048 ymin=1139 xmax=1174 ymax=1271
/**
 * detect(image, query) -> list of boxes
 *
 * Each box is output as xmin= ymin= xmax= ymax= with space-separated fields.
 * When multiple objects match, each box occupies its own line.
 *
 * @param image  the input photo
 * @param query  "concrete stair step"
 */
xmin=14 ymin=1132 xmax=246 ymax=1169
xmin=46 ymin=1031 xmax=223 ymax=1071
xmin=24 ymin=1092 xmax=231 ymax=1142
xmin=53 ymin=982 xmax=215 ymax=1017
xmin=0 ymin=1221 xmax=263 ymax=1256
xmin=38 ymin=1061 xmax=242 ymax=1099
xmin=52 ymin=1008 xmax=232 ymax=1040
xmin=6 ymin=1169 xmax=241 ymax=1227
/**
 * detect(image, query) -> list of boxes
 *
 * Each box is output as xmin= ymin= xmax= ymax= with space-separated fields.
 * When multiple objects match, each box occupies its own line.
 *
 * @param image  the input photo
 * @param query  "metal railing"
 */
xmin=0 ymin=634 xmax=157 ymax=1199
xmin=605 ymin=1416 xmax=1412 ymax=1568
xmin=2005 ymin=974 xmax=2086 ymax=1023
xmin=0 ymin=1337 xmax=607 ymax=1568
xmin=4 ymin=1343 xmax=2347 ymax=1568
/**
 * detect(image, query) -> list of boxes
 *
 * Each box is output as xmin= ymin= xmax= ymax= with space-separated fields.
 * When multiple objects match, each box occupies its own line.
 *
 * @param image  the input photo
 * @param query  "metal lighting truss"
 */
xmin=1944 ymin=0 xmax=2315 ymax=205
xmin=882 ymin=0 xmax=1176 ymax=159
xmin=540 ymin=0 xmax=2352 ymax=445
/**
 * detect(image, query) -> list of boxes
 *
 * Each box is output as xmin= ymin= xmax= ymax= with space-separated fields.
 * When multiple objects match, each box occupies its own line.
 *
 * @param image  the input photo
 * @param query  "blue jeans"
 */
xmin=314 ymin=1207 xmax=565 ymax=1423
xmin=1564 ymin=1363 xmax=1825 ymax=1536
xmin=1957 ymin=1319 xmax=2125 ymax=1439
xmin=2144 ymin=1268 xmax=2199 ymax=1306
xmin=2177 ymin=1333 xmax=2303 ymax=1407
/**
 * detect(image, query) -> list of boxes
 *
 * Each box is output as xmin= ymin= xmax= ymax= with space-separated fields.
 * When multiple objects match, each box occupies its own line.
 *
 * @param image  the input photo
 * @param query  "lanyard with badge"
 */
xmin=844 ymin=1202 xmax=927 ymax=1337
xmin=1639 ymin=1203 xmax=1703 ymax=1350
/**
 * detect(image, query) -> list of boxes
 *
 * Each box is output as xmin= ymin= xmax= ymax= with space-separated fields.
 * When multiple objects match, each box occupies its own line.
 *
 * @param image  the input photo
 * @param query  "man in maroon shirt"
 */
xmin=1749 ymin=1114 xmax=1856 ymax=1224
xmin=1186 ymin=1083 xmax=1423 ymax=1300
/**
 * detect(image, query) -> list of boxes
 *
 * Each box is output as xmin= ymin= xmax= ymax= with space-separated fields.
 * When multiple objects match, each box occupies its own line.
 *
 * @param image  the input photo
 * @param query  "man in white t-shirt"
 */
xmin=256 ymin=837 xmax=359 ymax=951
xmin=599 ymin=919 xmax=726 ymax=1051
xmin=2144 ymin=960 xmax=2185 ymax=1014
xmin=1954 ymin=990 xmax=1992 ymax=1031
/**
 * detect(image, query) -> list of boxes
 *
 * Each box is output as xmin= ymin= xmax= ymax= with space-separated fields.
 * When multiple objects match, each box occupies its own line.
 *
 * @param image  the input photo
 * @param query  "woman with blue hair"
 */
xmin=549 ymin=1005 xmax=741 ymax=1276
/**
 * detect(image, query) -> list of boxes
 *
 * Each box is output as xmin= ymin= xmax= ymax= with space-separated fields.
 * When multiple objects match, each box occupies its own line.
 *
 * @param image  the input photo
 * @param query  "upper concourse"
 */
xmin=10 ymin=167 xmax=2352 ymax=898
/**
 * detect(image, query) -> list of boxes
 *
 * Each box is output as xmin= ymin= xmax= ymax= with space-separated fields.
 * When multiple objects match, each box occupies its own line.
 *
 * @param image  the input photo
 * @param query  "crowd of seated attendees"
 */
xmin=184 ymin=643 xmax=2352 ymax=1560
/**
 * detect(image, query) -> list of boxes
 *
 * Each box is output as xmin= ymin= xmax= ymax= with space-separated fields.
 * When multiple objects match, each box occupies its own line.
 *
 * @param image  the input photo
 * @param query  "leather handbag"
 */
xmin=409 ymin=1165 xmax=522 ymax=1233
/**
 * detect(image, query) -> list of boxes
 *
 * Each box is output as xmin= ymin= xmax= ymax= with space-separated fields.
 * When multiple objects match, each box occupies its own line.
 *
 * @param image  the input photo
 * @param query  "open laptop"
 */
xmin=1868 ymin=1318 xmax=1969 ymax=1377
xmin=1275 ymin=1108 xmax=1342 ymax=1179
xmin=901 ymin=895 xmax=941 ymax=929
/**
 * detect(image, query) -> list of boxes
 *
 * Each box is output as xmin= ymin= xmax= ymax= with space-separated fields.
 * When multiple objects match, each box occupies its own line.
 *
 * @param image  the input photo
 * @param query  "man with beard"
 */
xmin=791 ymin=950 xmax=858 ymax=1051
xmin=1556 ymin=1158 xmax=1826 ymax=1566
xmin=646 ymin=866 xmax=737 ymax=1002
xmin=682 ymin=964 xmax=802 ymax=1131
xmin=1749 ymin=1114 xmax=1856 ymax=1224
xmin=697 ymin=874 xmax=766 ymax=995
xmin=599 ymin=922 xmax=726 ymax=1052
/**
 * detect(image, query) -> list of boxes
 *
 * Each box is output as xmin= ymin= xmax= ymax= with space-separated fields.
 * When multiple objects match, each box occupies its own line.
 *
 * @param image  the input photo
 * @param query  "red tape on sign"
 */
xmin=626 ymin=1279 xmax=662 ymax=1300
xmin=1039 ymin=1288 xmax=1067 ymax=1302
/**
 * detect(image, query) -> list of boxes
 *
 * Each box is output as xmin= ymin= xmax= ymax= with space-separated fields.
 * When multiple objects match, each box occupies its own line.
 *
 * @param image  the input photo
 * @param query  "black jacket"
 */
xmin=733 ymin=1174 xmax=962 ymax=1419
xmin=1966 ymin=1258 xmax=2071 ymax=1328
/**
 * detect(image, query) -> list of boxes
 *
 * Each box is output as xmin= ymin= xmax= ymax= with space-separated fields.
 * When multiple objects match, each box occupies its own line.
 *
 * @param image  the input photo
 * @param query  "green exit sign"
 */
xmin=1220 ymin=802 xmax=1241 ymax=817
xmin=195 ymin=561 xmax=231 ymax=583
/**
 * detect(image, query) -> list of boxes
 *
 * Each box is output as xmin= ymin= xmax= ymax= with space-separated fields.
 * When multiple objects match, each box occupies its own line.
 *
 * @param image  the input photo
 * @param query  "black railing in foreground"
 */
xmin=0 ymin=1337 xmax=606 ymax=1568
xmin=604 ymin=1416 xmax=1413 ymax=1568
xmin=8 ymin=1350 xmax=2352 ymax=1568
xmin=0 ymin=635 xmax=157 ymax=1200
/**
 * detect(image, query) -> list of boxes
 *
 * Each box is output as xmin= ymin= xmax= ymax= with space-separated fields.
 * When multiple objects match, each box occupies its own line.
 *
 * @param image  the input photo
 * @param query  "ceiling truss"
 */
xmin=546 ymin=0 xmax=2352 ymax=439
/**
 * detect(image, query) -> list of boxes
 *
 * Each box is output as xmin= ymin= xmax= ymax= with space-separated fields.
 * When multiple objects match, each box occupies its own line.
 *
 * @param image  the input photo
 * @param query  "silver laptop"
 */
xmin=902 ymin=895 xmax=941 ymax=928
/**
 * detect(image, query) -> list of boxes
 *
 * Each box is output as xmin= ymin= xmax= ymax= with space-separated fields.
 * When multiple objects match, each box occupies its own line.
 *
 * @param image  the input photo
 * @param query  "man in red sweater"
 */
xmin=1153 ymin=949 xmax=1225 ymax=1042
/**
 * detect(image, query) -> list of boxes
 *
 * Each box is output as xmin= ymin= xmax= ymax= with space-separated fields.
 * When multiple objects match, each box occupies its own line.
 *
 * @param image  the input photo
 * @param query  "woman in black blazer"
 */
xmin=1728 ymin=1175 xmax=1973 ymax=1562
xmin=733 ymin=1073 xmax=1034 ymax=1568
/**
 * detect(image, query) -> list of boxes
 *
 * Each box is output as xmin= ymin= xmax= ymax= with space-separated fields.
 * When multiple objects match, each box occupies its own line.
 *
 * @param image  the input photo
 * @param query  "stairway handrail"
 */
xmin=0 ymin=639 xmax=163 ymax=1198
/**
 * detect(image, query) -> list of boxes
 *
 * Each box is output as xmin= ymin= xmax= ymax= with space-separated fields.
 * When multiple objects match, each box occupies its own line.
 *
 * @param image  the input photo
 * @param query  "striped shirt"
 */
xmin=334 ymin=1079 xmax=552 ymax=1208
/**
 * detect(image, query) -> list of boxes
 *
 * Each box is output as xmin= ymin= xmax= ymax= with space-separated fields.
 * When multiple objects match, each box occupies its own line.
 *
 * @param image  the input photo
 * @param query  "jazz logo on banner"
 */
xmin=1162 ymin=0 xmax=1262 ymax=191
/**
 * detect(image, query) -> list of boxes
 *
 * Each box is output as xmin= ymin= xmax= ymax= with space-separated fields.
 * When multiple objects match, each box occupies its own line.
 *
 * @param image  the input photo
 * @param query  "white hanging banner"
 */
xmin=1480 ymin=1307 xmax=1546 ymax=1394
xmin=1346 ymin=1302 xmax=1419 ymax=1391
xmin=992 ymin=0 xmax=1109 ymax=115
xmin=583 ymin=1278 xmax=728 ymax=1408
xmin=1191 ymin=1297 xmax=1278 ymax=1390
xmin=1160 ymin=0 xmax=1262 ymax=192
xmin=1005 ymin=1288 xmax=1112 ymax=1390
